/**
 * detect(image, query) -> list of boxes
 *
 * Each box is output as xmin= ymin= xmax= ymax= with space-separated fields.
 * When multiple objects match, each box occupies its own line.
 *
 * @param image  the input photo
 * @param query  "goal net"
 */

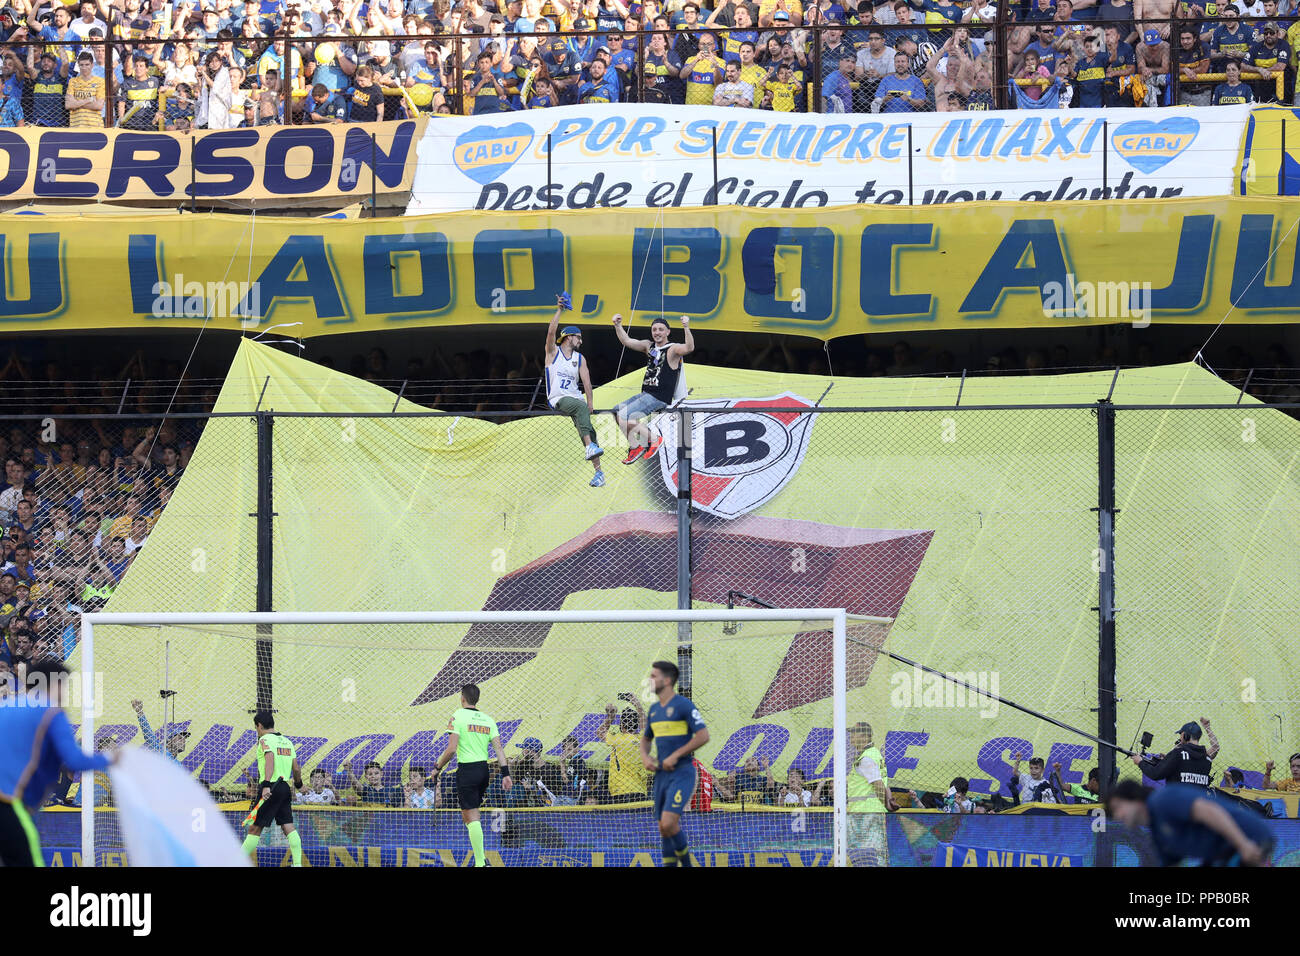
xmin=77 ymin=609 xmax=892 ymax=868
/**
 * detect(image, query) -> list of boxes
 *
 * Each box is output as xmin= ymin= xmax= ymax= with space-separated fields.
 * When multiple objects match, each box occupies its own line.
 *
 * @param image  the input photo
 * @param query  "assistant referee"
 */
xmin=433 ymin=683 xmax=513 ymax=868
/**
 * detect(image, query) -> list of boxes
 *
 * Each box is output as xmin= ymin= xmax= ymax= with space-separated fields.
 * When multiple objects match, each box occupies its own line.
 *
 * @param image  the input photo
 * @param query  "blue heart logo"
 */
xmin=453 ymin=123 xmax=535 ymax=185
xmin=1111 ymin=117 xmax=1200 ymax=174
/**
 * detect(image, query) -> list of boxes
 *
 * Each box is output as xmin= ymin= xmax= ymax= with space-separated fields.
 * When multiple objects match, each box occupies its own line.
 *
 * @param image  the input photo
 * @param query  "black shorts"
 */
xmin=253 ymin=780 xmax=294 ymax=828
xmin=0 ymin=800 xmax=41 ymax=866
xmin=457 ymin=762 xmax=490 ymax=810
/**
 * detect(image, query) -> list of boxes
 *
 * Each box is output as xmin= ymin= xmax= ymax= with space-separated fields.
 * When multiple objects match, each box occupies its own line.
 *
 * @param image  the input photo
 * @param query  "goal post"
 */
xmin=79 ymin=608 xmax=893 ymax=868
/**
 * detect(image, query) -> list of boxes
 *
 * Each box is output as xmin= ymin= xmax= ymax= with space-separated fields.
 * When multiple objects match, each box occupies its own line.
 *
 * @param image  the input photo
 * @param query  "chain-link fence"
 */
xmin=4 ymin=394 xmax=1299 ymax=862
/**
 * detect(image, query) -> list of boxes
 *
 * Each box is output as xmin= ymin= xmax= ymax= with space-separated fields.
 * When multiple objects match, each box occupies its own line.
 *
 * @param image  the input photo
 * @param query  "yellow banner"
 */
xmin=80 ymin=343 xmax=1300 ymax=799
xmin=0 ymin=118 xmax=422 ymax=203
xmin=2 ymin=195 xmax=1299 ymax=336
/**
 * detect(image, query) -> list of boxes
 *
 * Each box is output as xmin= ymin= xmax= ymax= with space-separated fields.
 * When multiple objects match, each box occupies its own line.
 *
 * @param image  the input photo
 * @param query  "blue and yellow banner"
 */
xmin=0 ymin=118 xmax=422 ymax=203
xmin=1237 ymin=106 xmax=1300 ymax=196
xmin=4 ymin=196 xmax=1300 ymax=337
xmin=933 ymin=842 xmax=1080 ymax=867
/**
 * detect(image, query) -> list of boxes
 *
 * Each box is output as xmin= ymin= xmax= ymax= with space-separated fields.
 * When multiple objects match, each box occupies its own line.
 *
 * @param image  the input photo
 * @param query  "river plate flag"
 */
xmin=109 ymin=747 xmax=251 ymax=867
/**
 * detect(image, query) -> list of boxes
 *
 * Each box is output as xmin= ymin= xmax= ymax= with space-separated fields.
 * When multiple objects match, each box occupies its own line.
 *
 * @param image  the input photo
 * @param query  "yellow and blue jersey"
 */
xmin=644 ymin=694 xmax=706 ymax=767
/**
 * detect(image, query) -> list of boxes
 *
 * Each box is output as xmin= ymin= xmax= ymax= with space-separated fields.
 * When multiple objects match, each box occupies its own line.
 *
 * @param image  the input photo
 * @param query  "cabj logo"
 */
xmin=653 ymin=393 xmax=818 ymax=520
xmin=453 ymin=123 xmax=534 ymax=184
xmin=1110 ymin=116 xmax=1198 ymax=174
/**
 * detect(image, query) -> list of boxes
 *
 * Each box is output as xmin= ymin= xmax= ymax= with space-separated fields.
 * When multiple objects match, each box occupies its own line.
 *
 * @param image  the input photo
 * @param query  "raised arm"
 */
xmin=612 ymin=313 xmax=650 ymax=352
xmin=130 ymin=698 xmax=163 ymax=753
xmin=1200 ymin=717 xmax=1219 ymax=760
xmin=669 ymin=315 xmax=694 ymax=358
xmin=545 ymin=295 xmax=562 ymax=363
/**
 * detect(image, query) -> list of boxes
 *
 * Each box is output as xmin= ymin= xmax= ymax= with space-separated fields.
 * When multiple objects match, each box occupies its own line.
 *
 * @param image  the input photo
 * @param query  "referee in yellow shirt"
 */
xmin=597 ymin=697 xmax=648 ymax=804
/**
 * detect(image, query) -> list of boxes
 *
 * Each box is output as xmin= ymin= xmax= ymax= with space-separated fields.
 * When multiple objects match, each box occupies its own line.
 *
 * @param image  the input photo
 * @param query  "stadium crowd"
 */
xmin=0 ymin=0 xmax=1294 ymax=125
xmin=58 ymin=697 xmax=1300 ymax=815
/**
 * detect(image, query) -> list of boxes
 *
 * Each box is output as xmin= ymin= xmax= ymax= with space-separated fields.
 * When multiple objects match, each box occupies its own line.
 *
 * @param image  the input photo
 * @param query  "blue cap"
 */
xmin=1142 ymin=28 xmax=1160 ymax=45
xmin=557 ymin=325 xmax=581 ymax=343
xmin=517 ymin=736 xmax=544 ymax=753
xmin=1178 ymin=721 xmax=1202 ymax=740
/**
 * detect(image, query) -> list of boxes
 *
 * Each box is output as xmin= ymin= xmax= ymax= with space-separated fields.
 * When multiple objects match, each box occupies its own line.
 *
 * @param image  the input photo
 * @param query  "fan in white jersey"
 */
xmin=545 ymin=295 xmax=605 ymax=487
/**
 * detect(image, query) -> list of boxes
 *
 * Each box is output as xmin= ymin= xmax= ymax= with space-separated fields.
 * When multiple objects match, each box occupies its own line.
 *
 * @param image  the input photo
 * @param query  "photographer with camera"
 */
xmin=1130 ymin=720 xmax=1213 ymax=788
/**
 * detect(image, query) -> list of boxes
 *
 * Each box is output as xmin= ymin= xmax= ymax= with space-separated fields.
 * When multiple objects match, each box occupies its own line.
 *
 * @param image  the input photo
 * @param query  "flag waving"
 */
xmin=109 ymin=747 xmax=251 ymax=867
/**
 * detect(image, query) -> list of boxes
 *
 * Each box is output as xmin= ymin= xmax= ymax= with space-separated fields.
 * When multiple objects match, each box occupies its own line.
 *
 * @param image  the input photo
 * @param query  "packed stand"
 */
xmin=0 ymin=0 xmax=1290 ymax=125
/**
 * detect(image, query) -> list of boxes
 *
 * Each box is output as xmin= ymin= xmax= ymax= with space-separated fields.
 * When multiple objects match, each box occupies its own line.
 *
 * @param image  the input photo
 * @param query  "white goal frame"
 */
xmin=81 ymin=608 xmax=884 ymax=867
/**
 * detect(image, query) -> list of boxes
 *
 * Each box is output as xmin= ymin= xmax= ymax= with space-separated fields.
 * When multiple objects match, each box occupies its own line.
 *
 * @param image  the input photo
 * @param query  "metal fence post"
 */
xmin=1095 ymin=399 xmax=1118 ymax=866
xmin=255 ymin=411 xmax=275 ymax=712
xmin=677 ymin=408 xmax=694 ymax=698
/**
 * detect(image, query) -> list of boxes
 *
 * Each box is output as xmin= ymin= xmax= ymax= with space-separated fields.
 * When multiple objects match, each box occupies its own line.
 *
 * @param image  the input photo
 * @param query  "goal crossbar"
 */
xmin=81 ymin=608 xmax=887 ymax=867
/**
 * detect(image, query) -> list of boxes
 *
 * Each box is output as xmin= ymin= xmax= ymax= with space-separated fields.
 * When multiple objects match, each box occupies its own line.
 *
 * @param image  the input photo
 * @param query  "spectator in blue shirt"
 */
xmin=909 ymin=0 xmax=963 ymax=24
xmin=130 ymin=698 xmax=191 ymax=763
xmin=1023 ymin=21 xmax=1067 ymax=74
xmin=1209 ymin=6 xmax=1252 ymax=68
xmin=873 ymin=50 xmax=927 ymax=110
xmin=822 ymin=52 xmax=856 ymax=110
xmin=1102 ymin=22 xmax=1136 ymax=105
xmin=0 ymin=86 xmax=23 ymax=128
xmin=578 ymin=54 xmax=620 ymax=102
xmin=307 ymin=82 xmax=347 ymax=121
xmin=1073 ymin=32 xmax=1110 ymax=107
xmin=469 ymin=51 xmax=509 ymax=113
xmin=1211 ymin=59 xmax=1255 ymax=103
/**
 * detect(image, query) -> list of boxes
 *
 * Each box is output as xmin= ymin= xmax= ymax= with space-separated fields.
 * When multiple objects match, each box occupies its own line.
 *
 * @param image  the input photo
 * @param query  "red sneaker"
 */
xmin=644 ymin=436 xmax=664 ymax=458
xmin=622 ymin=447 xmax=646 ymax=465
